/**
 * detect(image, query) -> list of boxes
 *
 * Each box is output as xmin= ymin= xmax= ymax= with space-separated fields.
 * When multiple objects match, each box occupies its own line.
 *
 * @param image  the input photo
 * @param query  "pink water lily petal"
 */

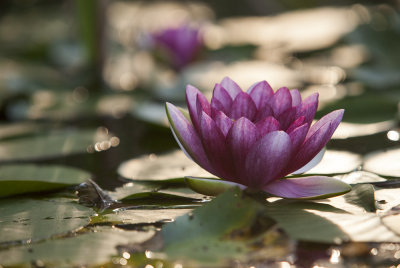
xmin=220 ymin=77 xmax=242 ymax=99
xmin=214 ymin=110 xmax=233 ymax=137
xmin=263 ymin=176 xmax=351 ymax=199
xmin=306 ymin=109 xmax=344 ymax=140
xmin=299 ymin=93 xmax=319 ymax=125
xmin=231 ymin=92 xmax=257 ymax=120
xmin=286 ymin=116 xmax=306 ymax=134
xmin=276 ymin=107 xmax=297 ymax=131
xmin=247 ymin=80 xmax=273 ymax=109
xmin=165 ymin=103 xmax=214 ymax=173
xmin=245 ymin=131 xmax=292 ymax=187
xmin=186 ymin=85 xmax=210 ymax=132
xmin=256 ymin=116 xmax=280 ymax=139
xmin=254 ymin=103 xmax=274 ymax=122
xmin=290 ymin=89 xmax=302 ymax=107
xmin=212 ymin=84 xmax=233 ymax=114
xmin=288 ymin=122 xmax=334 ymax=173
xmin=270 ymin=87 xmax=292 ymax=117
xmin=227 ymin=117 xmax=257 ymax=182
xmin=211 ymin=98 xmax=228 ymax=119
xmin=199 ymin=111 xmax=236 ymax=181
xmin=288 ymin=123 xmax=309 ymax=152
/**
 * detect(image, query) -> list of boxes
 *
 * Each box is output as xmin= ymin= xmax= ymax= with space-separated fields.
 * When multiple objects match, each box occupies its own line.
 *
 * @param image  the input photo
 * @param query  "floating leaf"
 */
xmin=118 ymin=150 xmax=212 ymax=181
xmin=0 ymin=226 xmax=154 ymax=266
xmin=0 ymin=164 xmax=91 ymax=198
xmin=0 ymin=198 xmax=93 ymax=245
xmin=161 ymin=188 xmax=267 ymax=263
xmin=0 ymin=129 xmax=98 ymax=162
xmin=343 ymin=184 xmax=376 ymax=212
xmin=364 ymin=148 xmax=400 ymax=177
xmin=305 ymin=150 xmax=361 ymax=174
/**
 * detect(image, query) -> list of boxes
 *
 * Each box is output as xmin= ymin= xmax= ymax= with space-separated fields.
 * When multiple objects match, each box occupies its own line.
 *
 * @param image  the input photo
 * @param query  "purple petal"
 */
xmin=286 ymin=116 xmax=306 ymax=134
xmin=220 ymin=77 xmax=242 ymax=99
xmin=247 ymin=80 xmax=274 ymax=109
xmin=165 ymin=103 xmax=214 ymax=173
xmin=298 ymin=93 xmax=319 ymax=125
xmin=256 ymin=116 xmax=280 ymax=139
xmin=270 ymin=87 xmax=292 ymax=117
xmin=306 ymin=109 xmax=344 ymax=141
xmin=186 ymin=85 xmax=210 ymax=132
xmin=263 ymin=176 xmax=351 ymax=199
xmin=276 ymin=107 xmax=297 ymax=131
xmin=199 ymin=111 xmax=237 ymax=181
xmin=212 ymin=84 xmax=233 ymax=114
xmin=254 ymin=103 xmax=274 ymax=122
xmin=245 ymin=131 xmax=292 ymax=187
xmin=214 ymin=111 xmax=233 ymax=136
xmin=230 ymin=92 xmax=257 ymax=120
xmin=227 ymin=117 xmax=257 ymax=181
xmin=288 ymin=123 xmax=309 ymax=152
xmin=290 ymin=89 xmax=302 ymax=107
xmin=288 ymin=121 xmax=335 ymax=173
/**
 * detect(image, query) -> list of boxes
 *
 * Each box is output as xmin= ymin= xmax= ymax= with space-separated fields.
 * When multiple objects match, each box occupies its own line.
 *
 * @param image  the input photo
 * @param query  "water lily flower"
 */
xmin=152 ymin=25 xmax=203 ymax=70
xmin=165 ymin=77 xmax=351 ymax=199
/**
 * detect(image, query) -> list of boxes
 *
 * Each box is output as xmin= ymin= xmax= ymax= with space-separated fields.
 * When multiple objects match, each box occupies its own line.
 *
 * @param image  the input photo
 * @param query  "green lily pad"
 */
xmin=161 ymin=188 xmax=267 ymax=264
xmin=0 ymin=198 xmax=94 ymax=245
xmin=316 ymin=93 xmax=398 ymax=124
xmin=118 ymin=150 xmax=213 ymax=181
xmin=185 ymin=176 xmax=246 ymax=196
xmin=92 ymin=208 xmax=193 ymax=225
xmin=0 ymin=226 xmax=154 ymax=266
xmin=0 ymin=129 xmax=111 ymax=162
xmin=0 ymin=164 xmax=91 ymax=198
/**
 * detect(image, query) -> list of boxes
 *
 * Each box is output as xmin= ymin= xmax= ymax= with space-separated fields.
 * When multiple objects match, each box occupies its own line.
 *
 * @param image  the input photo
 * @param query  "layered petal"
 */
xmin=211 ymin=84 xmax=233 ymax=115
xmin=165 ymin=103 xmax=214 ymax=173
xmin=298 ymin=93 xmax=319 ymax=126
xmin=247 ymin=80 xmax=273 ymax=109
xmin=270 ymin=87 xmax=292 ymax=117
xmin=227 ymin=118 xmax=257 ymax=182
xmin=199 ymin=111 xmax=236 ymax=181
xmin=245 ymin=131 xmax=292 ymax=187
xmin=214 ymin=110 xmax=233 ymax=136
xmin=263 ymin=176 xmax=351 ymax=199
xmin=255 ymin=116 xmax=280 ymax=139
xmin=230 ymin=92 xmax=257 ymax=120
xmin=186 ymin=85 xmax=210 ymax=132
xmin=220 ymin=76 xmax=242 ymax=99
xmin=290 ymin=89 xmax=302 ymax=108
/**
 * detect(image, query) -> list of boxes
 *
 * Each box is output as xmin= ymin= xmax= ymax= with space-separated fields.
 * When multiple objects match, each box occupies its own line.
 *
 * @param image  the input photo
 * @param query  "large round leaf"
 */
xmin=0 ymin=227 xmax=154 ymax=266
xmin=0 ymin=164 xmax=91 ymax=198
xmin=0 ymin=129 xmax=111 ymax=162
xmin=363 ymin=147 xmax=400 ymax=177
xmin=0 ymin=198 xmax=94 ymax=244
xmin=118 ymin=150 xmax=213 ymax=181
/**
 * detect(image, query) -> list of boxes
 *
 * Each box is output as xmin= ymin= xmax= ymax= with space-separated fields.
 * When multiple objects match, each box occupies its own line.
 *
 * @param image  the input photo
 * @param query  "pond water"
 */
xmin=0 ymin=1 xmax=400 ymax=267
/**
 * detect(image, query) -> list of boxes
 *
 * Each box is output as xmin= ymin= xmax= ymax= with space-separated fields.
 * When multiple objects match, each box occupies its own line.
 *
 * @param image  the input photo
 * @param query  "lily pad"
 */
xmin=0 ymin=198 xmax=93 ymax=245
xmin=315 ymin=94 xmax=398 ymax=124
xmin=118 ymin=150 xmax=213 ymax=181
xmin=305 ymin=150 xmax=362 ymax=174
xmin=0 ymin=226 xmax=155 ymax=266
xmin=0 ymin=164 xmax=91 ymax=198
xmin=0 ymin=129 xmax=109 ymax=162
xmin=363 ymin=147 xmax=400 ymax=178
xmin=161 ymin=188 xmax=267 ymax=263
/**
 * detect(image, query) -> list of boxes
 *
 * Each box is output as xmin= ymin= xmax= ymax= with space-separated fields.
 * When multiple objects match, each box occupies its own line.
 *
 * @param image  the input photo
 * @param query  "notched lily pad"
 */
xmin=305 ymin=150 xmax=362 ymax=174
xmin=0 ymin=164 xmax=91 ymax=198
